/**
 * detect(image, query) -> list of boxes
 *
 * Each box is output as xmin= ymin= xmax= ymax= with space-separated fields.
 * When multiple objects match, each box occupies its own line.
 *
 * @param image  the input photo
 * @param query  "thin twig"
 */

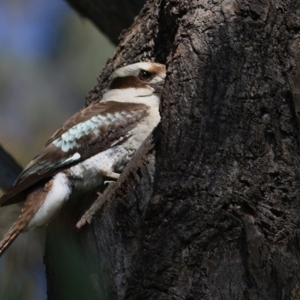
xmin=76 ymin=124 xmax=160 ymax=228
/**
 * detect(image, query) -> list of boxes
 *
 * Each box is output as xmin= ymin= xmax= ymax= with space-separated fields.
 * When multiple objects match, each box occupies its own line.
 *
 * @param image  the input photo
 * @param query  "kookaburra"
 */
xmin=0 ymin=62 xmax=166 ymax=256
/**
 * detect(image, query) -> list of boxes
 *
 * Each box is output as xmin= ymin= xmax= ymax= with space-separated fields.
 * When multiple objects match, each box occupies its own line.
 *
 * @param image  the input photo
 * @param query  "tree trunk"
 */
xmin=46 ymin=0 xmax=300 ymax=299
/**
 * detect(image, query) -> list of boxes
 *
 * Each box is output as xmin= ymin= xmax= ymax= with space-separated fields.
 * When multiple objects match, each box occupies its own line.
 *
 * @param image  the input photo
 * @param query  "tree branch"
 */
xmin=0 ymin=144 xmax=22 ymax=192
xmin=65 ymin=0 xmax=146 ymax=44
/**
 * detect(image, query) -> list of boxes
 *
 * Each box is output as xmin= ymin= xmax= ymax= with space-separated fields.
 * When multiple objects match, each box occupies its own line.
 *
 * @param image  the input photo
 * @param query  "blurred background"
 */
xmin=0 ymin=0 xmax=115 ymax=299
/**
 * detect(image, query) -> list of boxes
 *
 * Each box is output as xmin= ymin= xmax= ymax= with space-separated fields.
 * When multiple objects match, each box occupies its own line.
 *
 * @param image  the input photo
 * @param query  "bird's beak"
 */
xmin=148 ymin=80 xmax=165 ymax=94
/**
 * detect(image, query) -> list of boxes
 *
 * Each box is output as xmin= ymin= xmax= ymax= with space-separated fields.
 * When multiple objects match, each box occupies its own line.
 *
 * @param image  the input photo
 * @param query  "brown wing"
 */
xmin=0 ymin=101 xmax=149 ymax=206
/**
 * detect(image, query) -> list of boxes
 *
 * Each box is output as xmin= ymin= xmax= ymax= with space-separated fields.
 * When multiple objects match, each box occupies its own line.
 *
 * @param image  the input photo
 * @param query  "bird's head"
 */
xmin=102 ymin=62 xmax=166 ymax=103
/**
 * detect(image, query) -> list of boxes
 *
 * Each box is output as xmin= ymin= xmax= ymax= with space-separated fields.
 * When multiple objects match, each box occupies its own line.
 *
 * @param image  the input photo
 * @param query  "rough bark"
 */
xmin=65 ymin=0 xmax=146 ymax=44
xmin=46 ymin=0 xmax=300 ymax=299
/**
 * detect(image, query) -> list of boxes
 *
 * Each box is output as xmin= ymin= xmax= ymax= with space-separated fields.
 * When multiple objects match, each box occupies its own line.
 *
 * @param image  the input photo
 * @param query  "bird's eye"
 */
xmin=138 ymin=70 xmax=153 ymax=81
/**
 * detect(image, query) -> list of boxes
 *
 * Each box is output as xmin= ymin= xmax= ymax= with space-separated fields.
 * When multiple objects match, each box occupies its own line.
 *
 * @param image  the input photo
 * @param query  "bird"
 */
xmin=0 ymin=62 xmax=166 ymax=256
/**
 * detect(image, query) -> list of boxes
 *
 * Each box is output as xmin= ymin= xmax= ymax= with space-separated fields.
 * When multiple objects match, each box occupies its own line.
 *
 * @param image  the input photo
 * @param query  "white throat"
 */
xmin=101 ymin=88 xmax=159 ymax=106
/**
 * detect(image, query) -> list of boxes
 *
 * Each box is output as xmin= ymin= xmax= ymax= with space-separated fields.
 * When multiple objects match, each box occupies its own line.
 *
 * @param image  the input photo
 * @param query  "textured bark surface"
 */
xmin=65 ymin=0 xmax=146 ymax=44
xmin=46 ymin=0 xmax=300 ymax=299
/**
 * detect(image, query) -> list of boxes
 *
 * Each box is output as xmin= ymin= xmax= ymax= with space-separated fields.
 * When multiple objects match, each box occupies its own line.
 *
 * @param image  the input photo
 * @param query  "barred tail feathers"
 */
xmin=0 ymin=218 xmax=27 ymax=256
xmin=0 ymin=184 xmax=49 ymax=257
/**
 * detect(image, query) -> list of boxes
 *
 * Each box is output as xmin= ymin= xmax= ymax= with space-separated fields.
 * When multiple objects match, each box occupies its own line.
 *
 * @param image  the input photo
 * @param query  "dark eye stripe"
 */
xmin=110 ymin=76 xmax=147 ymax=90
